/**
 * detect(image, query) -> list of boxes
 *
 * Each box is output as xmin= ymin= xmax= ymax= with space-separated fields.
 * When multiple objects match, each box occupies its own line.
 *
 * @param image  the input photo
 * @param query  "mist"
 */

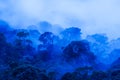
xmin=0 ymin=1 xmax=120 ymax=79
xmin=0 ymin=0 xmax=120 ymax=39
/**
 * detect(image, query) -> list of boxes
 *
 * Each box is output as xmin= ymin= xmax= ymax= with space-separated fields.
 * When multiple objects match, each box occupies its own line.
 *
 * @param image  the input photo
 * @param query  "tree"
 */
xmin=17 ymin=30 xmax=29 ymax=39
xmin=61 ymin=67 xmax=93 ymax=80
xmin=109 ymin=49 xmax=120 ymax=64
xmin=39 ymin=32 xmax=59 ymax=45
xmin=72 ymin=67 xmax=93 ymax=80
xmin=63 ymin=40 xmax=96 ymax=65
xmin=0 ymin=33 xmax=7 ymax=48
xmin=15 ymin=30 xmax=34 ymax=56
xmin=86 ymin=34 xmax=109 ymax=64
xmin=35 ymin=50 xmax=51 ymax=62
xmin=61 ymin=72 xmax=73 ymax=80
xmin=0 ymin=20 xmax=11 ymax=33
xmin=0 ymin=33 xmax=7 ymax=64
xmin=111 ymin=57 xmax=120 ymax=70
xmin=0 ymin=33 xmax=19 ymax=65
xmin=87 ymin=34 xmax=108 ymax=44
xmin=9 ymin=65 xmax=49 ymax=80
xmin=110 ymin=70 xmax=120 ymax=80
xmin=60 ymin=27 xmax=81 ymax=44
xmin=90 ymin=71 xmax=108 ymax=80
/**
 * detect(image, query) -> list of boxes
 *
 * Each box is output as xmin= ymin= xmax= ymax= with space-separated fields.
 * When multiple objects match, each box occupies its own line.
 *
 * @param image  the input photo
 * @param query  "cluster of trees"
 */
xmin=0 ymin=20 xmax=120 ymax=80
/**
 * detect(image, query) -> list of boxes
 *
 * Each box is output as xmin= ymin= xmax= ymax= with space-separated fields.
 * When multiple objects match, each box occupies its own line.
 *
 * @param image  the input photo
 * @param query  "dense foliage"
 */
xmin=0 ymin=20 xmax=120 ymax=80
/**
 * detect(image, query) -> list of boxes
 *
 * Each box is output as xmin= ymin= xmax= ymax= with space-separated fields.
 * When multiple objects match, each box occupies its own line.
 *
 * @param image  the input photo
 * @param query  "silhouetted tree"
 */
xmin=63 ymin=40 xmax=96 ymax=65
xmin=48 ymin=71 xmax=59 ymax=80
xmin=39 ymin=32 xmax=58 ymax=45
xmin=0 ymin=33 xmax=7 ymax=64
xmin=61 ymin=72 xmax=73 ymax=80
xmin=17 ymin=30 xmax=29 ymax=39
xmin=0 ymin=33 xmax=20 ymax=65
xmin=36 ymin=50 xmax=51 ymax=62
xmin=90 ymin=71 xmax=108 ymax=80
xmin=9 ymin=65 xmax=48 ymax=80
xmin=0 ymin=33 xmax=7 ymax=49
xmin=72 ymin=67 xmax=93 ymax=80
xmin=110 ymin=70 xmax=120 ymax=80
xmin=111 ymin=57 xmax=120 ymax=70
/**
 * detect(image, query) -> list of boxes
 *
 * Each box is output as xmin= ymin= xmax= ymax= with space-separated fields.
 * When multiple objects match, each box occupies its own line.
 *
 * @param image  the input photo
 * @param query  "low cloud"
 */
xmin=0 ymin=0 xmax=120 ymax=39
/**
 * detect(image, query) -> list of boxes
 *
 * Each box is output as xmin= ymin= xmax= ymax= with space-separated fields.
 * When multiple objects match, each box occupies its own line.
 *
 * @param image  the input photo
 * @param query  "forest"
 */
xmin=0 ymin=20 xmax=120 ymax=80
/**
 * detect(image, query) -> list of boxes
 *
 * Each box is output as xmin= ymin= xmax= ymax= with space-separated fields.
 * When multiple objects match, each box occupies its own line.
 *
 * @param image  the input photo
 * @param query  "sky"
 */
xmin=0 ymin=0 xmax=120 ymax=39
